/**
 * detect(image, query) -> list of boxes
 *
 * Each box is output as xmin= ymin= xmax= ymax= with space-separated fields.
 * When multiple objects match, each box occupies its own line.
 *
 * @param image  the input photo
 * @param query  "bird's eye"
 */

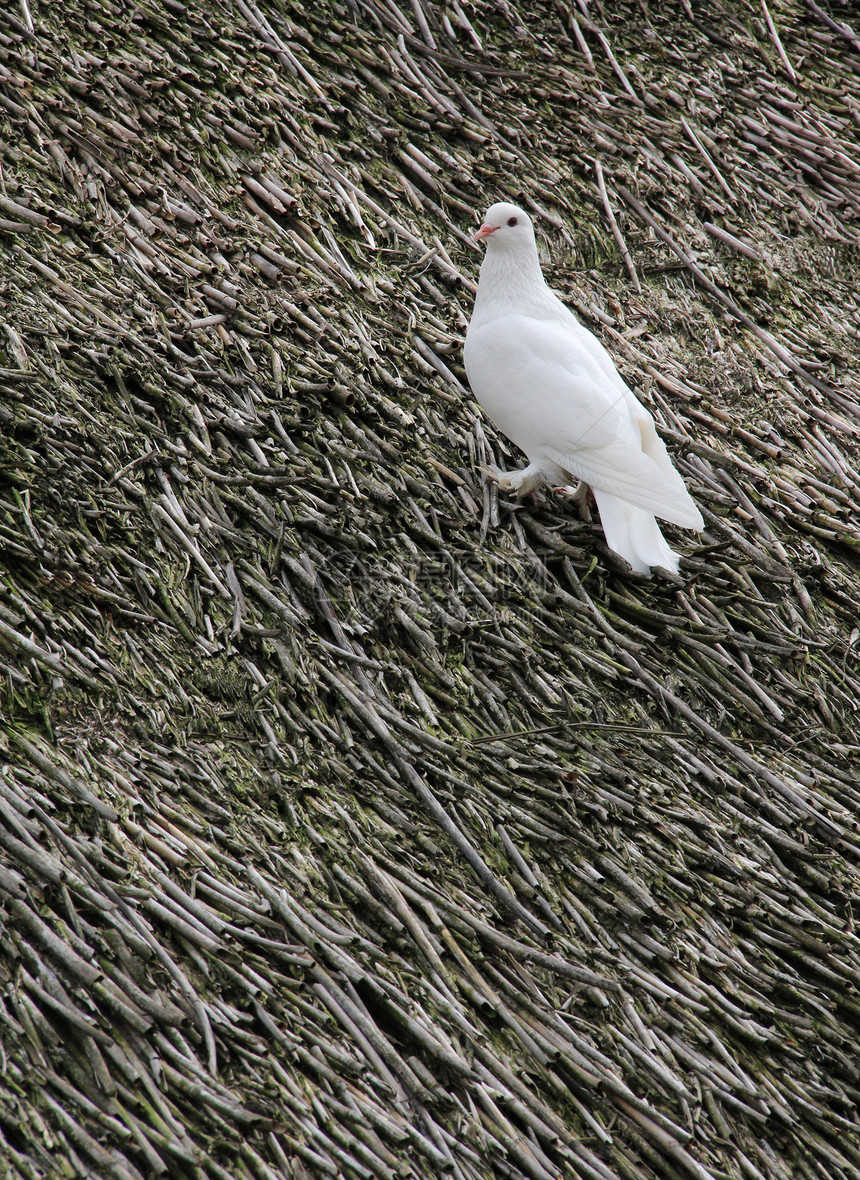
xmin=506 ymin=216 xmax=518 ymax=226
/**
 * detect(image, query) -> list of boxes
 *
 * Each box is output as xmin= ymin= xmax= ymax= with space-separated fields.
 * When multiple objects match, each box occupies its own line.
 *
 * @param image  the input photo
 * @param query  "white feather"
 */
xmin=464 ymin=201 xmax=703 ymax=574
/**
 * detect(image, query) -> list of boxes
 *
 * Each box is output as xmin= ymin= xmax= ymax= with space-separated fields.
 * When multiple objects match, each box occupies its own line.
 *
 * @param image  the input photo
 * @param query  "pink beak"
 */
xmin=473 ymin=224 xmax=496 ymax=242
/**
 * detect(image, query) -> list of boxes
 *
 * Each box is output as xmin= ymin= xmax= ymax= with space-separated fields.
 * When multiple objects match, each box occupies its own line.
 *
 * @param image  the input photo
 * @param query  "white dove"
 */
xmin=463 ymin=201 xmax=703 ymax=574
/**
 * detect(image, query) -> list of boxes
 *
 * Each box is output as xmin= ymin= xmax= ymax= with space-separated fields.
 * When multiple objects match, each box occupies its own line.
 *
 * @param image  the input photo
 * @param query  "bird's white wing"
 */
xmin=464 ymin=313 xmax=703 ymax=529
xmin=553 ymin=435 xmax=703 ymax=528
xmin=465 ymin=312 xmax=626 ymax=449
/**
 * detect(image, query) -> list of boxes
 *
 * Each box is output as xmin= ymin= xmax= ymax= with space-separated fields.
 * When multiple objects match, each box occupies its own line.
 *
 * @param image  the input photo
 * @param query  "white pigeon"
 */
xmin=463 ymin=201 xmax=703 ymax=574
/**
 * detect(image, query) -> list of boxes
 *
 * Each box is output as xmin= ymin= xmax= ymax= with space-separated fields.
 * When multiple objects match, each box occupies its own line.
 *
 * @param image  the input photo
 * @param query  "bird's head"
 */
xmin=472 ymin=202 xmax=536 ymax=251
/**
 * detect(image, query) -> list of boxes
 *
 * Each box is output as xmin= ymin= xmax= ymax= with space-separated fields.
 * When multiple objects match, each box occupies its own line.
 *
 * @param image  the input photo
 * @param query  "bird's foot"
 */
xmin=553 ymin=481 xmax=594 ymax=522
xmin=480 ymin=463 xmax=545 ymax=499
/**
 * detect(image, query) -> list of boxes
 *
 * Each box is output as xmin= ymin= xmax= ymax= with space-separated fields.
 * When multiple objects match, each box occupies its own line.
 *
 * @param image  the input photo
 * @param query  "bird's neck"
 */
xmin=473 ymin=247 xmax=549 ymax=318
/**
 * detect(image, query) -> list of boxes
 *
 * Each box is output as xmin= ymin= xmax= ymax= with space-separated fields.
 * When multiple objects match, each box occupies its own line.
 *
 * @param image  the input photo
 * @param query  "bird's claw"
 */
xmin=553 ymin=481 xmax=593 ymax=521
xmin=480 ymin=463 xmax=545 ymax=499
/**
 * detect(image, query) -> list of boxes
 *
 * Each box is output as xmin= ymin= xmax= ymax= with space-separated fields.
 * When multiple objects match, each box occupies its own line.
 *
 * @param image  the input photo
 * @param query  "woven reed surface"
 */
xmin=1 ymin=1 xmax=860 ymax=1177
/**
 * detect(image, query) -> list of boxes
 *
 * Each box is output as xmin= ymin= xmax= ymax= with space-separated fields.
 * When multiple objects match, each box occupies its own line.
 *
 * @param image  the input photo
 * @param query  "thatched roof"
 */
xmin=2 ymin=0 xmax=860 ymax=1176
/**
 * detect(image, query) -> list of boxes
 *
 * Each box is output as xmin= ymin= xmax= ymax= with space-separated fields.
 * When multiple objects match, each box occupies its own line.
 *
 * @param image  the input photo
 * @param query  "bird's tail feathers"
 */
xmin=592 ymin=491 xmax=681 ymax=574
